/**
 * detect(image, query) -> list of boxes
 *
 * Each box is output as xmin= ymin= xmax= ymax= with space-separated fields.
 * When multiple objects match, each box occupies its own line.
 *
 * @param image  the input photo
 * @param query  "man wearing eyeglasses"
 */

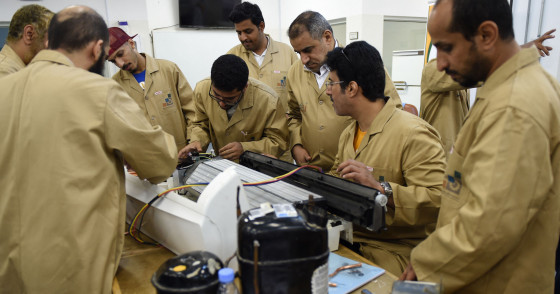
xmin=326 ymin=41 xmax=446 ymax=276
xmin=286 ymin=11 xmax=402 ymax=171
xmin=107 ymin=27 xmax=195 ymax=151
xmin=178 ymin=54 xmax=288 ymax=161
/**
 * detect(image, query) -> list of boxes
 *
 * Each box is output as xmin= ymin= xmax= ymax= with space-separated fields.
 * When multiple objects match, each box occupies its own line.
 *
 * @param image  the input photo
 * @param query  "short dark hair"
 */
xmin=288 ymin=11 xmax=332 ymax=40
xmin=436 ymin=0 xmax=514 ymax=41
xmin=7 ymin=5 xmax=54 ymax=43
xmin=326 ymin=41 xmax=386 ymax=102
xmin=228 ymin=2 xmax=264 ymax=26
xmin=48 ymin=8 xmax=109 ymax=53
xmin=211 ymin=54 xmax=249 ymax=92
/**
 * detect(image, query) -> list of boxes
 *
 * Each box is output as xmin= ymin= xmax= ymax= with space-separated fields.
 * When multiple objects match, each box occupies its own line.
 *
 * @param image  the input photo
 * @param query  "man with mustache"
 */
xmin=326 ymin=41 xmax=446 ymax=276
xmin=227 ymin=1 xmax=298 ymax=113
xmin=0 ymin=6 xmax=178 ymax=293
xmin=0 ymin=4 xmax=53 ymax=78
xmin=107 ymin=27 xmax=195 ymax=151
xmin=400 ymin=0 xmax=560 ymax=293
xmin=286 ymin=11 xmax=402 ymax=171
xmin=420 ymin=29 xmax=555 ymax=159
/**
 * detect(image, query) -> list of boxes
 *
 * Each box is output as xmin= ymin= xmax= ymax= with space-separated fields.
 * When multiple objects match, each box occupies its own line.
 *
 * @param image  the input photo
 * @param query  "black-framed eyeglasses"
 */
xmin=325 ymin=80 xmax=345 ymax=89
xmin=208 ymin=83 xmax=245 ymax=106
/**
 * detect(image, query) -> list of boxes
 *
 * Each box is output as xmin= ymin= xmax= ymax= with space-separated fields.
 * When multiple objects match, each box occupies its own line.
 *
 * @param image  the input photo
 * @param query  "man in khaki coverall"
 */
xmin=287 ymin=11 xmax=402 ymax=171
xmin=326 ymin=41 xmax=446 ymax=276
xmin=401 ymin=1 xmax=560 ymax=293
xmin=227 ymin=2 xmax=298 ymax=112
xmin=108 ymin=27 xmax=195 ymax=150
xmin=0 ymin=4 xmax=53 ymax=78
xmin=0 ymin=6 xmax=178 ymax=293
xmin=420 ymin=32 xmax=554 ymax=159
xmin=179 ymin=54 xmax=288 ymax=161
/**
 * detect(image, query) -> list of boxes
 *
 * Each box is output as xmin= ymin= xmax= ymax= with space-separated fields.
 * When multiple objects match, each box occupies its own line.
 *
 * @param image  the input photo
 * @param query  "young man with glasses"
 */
xmin=178 ymin=54 xmax=288 ymax=161
xmin=326 ymin=41 xmax=446 ymax=276
xmin=286 ymin=11 xmax=402 ymax=171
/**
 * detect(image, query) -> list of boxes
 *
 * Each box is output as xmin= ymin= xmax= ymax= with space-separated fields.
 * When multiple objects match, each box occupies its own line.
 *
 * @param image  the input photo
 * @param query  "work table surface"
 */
xmin=113 ymin=235 xmax=397 ymax=293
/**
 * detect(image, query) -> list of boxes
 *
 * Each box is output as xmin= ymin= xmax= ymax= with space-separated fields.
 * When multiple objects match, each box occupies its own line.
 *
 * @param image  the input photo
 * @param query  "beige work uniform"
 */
xmin=411 ymin=48 xmax=560 ymax=293
xmin=287 ymin=60 xmax=402 ymax=171
xmin=191 ymin=77 xmax=288 ymax=157
xmin=0 ymin=50 xmax=178 ymax=294
xmin=0 ymin=44 xmax=25 ymax=78
xmin=330 ymin=106 xmax=445 ymax=275
xmin=227 ymin=35 xmax=298 ymax=112
xmin=420 ymin=59 xmax=470 ymax=159
xmin=113 ymin=54 xmax=194 ymax=150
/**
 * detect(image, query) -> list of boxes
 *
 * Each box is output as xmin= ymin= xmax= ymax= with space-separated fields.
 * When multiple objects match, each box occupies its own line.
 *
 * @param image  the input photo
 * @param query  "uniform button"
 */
xmin=319 ymin=148 xmax=324 ymax=153
xmin=319 ymin=100 xmax=323 ymax=105
xmin=151 ymin=116 xmax=156 ymax=120
xmin=226 ymin=131 xmax=230 ymax=136
xmin=319 ymin=125 xmax=324 ymax=130
xmin=145 ymin=96 xmax=149 ymax=100
xmin=259 ymin=74 xmax=263 ymax=78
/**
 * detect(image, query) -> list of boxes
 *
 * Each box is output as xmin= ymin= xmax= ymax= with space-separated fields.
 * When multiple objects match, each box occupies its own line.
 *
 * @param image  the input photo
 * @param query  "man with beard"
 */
xmin=108 ymin=27 xmax=195 ymax=150
xmin=227 ymin=2 xmax=298 ymax=112
xmin=286 ymin=11 xmax=402 ymax=171
xmin=0 ymin=6 xmax=178 ymax=293
xmin=420 ymin=29 xmax=555 ymax=159
xmin=400 ymin=0 xmax=560 ymax=293
xmin=0 ymin=4 xmax=53 ymax=78
xmin=178 ymin=54 xmax=288 ymax=161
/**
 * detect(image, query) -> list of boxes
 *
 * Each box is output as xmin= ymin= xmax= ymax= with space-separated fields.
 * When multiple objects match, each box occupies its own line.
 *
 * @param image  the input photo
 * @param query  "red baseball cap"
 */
xmin=108 ymin=27 xmax=138 ymax=56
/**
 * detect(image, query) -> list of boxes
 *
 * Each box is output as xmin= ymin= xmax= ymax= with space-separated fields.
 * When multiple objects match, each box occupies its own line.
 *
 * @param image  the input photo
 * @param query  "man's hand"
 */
xmin=219 ymin=142 xmax=244 ymax=160
xmin=292 ymin=144 xmax=311 ymax=165
xmin=336 ymin=159 xmax=381 ymax=190
xmin=178 ymin=141 xmax=202 ymax=158
xmin=399 ymin=263 xmax=417 ymax=281
xmin=523 ymin=28 xmax=555 ymax=56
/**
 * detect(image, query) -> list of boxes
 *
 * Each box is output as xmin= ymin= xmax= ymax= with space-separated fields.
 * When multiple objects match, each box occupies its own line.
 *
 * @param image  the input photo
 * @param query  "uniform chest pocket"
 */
xmin=442 ymin=151 xmax=468 ymax=207
xmin=271 ymin=70 xmax=288 ymax=93
xmin=157 ymin=90 xmax=178 ymax=114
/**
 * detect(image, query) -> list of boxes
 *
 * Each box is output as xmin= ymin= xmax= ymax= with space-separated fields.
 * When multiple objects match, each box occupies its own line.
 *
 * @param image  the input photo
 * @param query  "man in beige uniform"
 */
xmin=227 ymin=2 xmax=298 ymax=111
xmin=401 ymin=1 xmax=560 ymax=293
xmin=420 ymin=31 xmax=554 ymax=159
xmin=108 ymin=27 xmax=194 ymax=150
xmin=179 ymin=54 xmax=288 ymax=161
xmin=287 ymin=11 xmax=402 ymax=171
xmin=0 ymin=6 xmax=177 ymax=293
xmin=0 ymin=4 xmax=53 ymax=77
xmin=326 ymin=41 xmax=445 ymax=276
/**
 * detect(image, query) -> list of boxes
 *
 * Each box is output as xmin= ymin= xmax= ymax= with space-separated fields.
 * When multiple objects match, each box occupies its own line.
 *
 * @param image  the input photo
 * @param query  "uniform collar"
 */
xmin=1 ymin=44 xmax=26 ymax=69
xmin=477 ymin=47 xmax=540 ymax=100
xmin=366 ymin=102 xmax=396 ymax=137
xmin=352 ymin=103 xmax=397 ymax=155
xmin=29 ymin=50 xmax=74 ymax=67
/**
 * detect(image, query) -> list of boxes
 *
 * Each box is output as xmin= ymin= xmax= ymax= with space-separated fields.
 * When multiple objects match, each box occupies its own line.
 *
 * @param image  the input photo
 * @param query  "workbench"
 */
xmin=113 ymin=234 xmax=397 ymax=294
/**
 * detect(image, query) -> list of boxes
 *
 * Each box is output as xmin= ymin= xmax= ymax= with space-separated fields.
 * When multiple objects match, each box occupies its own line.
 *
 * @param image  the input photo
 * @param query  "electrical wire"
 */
xmin=128 ymin=164 xmax=322 ymax=244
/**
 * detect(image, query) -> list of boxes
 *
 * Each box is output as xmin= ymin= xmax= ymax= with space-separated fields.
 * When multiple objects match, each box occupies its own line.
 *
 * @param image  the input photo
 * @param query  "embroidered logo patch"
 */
xmin=444 ymin=171 xmax=462 ymax=195
xmin=162 ymin=94 xmax=174 ymax=108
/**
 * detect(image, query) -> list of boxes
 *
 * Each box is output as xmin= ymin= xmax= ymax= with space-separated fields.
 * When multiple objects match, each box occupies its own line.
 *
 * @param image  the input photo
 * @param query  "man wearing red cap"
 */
xmin=107 ymin=27 xmax=194 ymax=150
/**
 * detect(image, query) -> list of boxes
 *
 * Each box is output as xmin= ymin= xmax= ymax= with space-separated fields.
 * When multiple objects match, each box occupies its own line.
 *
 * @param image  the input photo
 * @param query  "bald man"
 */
xmin=0 ymin=6 xmax=177 ymax=293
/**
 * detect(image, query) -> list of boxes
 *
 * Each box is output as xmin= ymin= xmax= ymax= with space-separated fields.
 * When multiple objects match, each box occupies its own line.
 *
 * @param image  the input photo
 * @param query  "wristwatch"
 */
xmin=379 ymin=181 xmax=393 ymax=198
